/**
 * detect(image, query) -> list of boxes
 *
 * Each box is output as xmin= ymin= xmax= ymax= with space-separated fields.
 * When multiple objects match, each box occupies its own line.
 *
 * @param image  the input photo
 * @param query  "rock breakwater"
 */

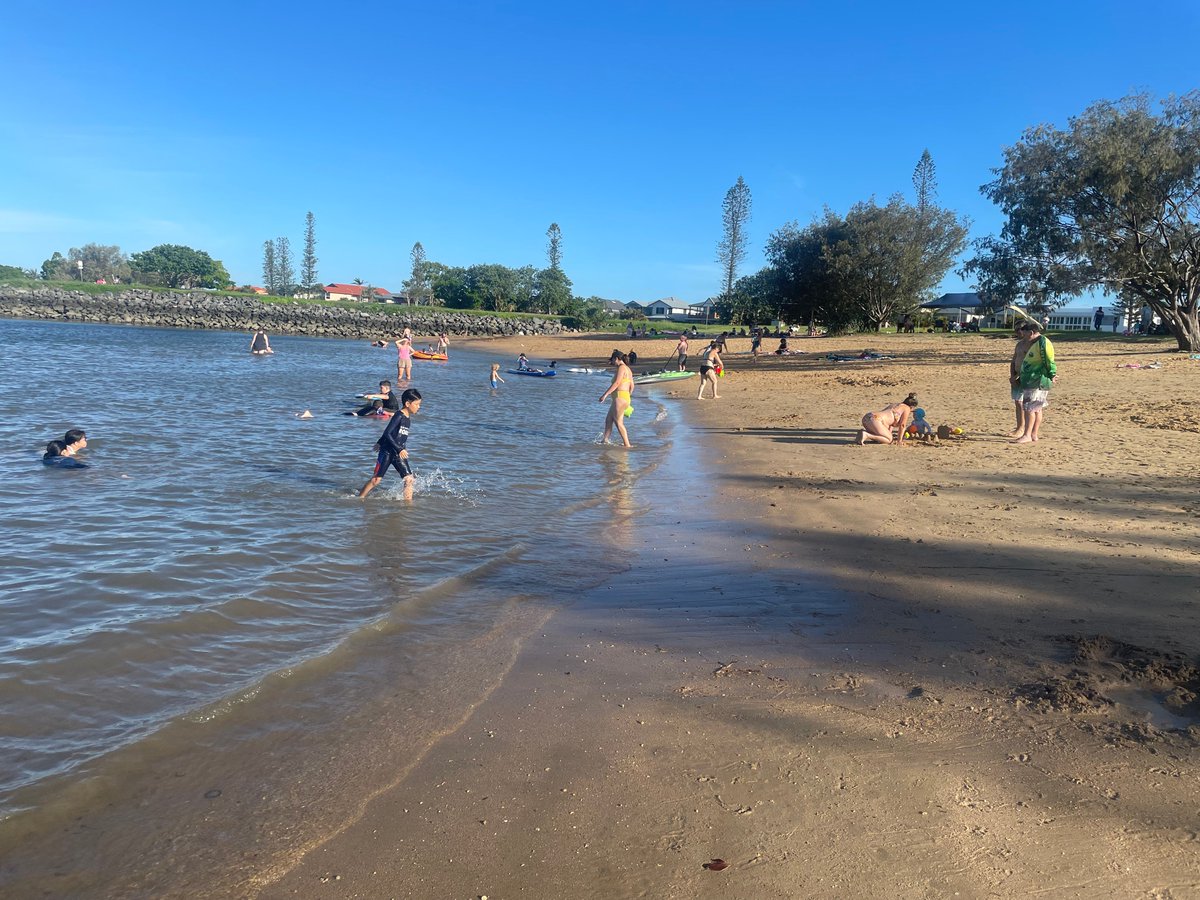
xmin=0 ymin=286 xmax=568 ymax=338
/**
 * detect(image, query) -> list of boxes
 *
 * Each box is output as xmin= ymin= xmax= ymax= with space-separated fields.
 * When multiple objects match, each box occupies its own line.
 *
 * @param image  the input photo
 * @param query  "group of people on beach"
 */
xmin=857 ymin=318 xmax=1058 ymax=446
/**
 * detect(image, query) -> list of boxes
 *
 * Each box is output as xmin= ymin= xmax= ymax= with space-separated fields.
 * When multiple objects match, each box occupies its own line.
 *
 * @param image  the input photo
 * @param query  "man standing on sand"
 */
xmin=1008 ymin=322 xmax=1036 ymax=437
xmin=675 ymin=333 xmax=689 ymax=371
xmin=359 ymin=388 xmax=422 ymax=499
xmin=1013 ymin=320 xmax=1057 ymax=444
xmin=1093 ymin=306 xmax=1104 ymax=330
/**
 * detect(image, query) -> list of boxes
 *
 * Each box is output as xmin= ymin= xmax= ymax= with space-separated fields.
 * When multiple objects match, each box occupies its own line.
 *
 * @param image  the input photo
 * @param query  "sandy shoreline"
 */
xmin=259 ymin=331 xmax=1199 ymax=897
xmin=4 ymin=329 xmax=1196 ymax=898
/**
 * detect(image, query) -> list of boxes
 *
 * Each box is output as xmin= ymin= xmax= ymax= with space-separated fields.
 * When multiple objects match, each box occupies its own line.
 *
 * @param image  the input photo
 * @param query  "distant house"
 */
xmin=623 ymin=300 xmax=646 ymax=313
xmin=238 ymin=285 xmax=268 ymax=295
xmin=324 ymin=283 xmax=392 ymax=302
xmin=595 ymin=299 xmax=627 ymax=315
xmin=640 ymin=297 xmax=685 ymax=318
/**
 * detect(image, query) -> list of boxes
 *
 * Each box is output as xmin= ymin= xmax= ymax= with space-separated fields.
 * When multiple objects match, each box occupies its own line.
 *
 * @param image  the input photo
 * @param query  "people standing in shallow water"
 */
xmin=600 ymin=351 xmax=634 ymax=448
xmin=858 ymin=394 xmax=918 ymax=445
xmin=396 ymin=338 xmax=414 ymax=381
xmin=250 ymin=330 xmax=273 ymax=354
xmin=489 ymin=364 xmax=505 ymax=389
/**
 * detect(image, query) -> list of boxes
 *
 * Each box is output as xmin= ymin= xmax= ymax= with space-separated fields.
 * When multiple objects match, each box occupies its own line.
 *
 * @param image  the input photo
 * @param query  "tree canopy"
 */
xmin=130 ymin=244 xmax=230 ymax=289
xmin=963 ymin=92 xmax=1200 ymax=350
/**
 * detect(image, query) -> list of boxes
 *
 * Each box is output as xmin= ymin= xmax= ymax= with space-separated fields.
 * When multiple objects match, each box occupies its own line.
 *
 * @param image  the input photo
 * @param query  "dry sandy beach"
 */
xmin=256 ymin=331 xmax=1200 ymax=898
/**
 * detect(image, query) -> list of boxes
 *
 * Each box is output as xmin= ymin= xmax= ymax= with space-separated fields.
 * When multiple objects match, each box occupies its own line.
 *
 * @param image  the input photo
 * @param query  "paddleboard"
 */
xmin=633 ymin=370 xmax=696 ymax=385
xmin=507 ymin=368 xmax=556 ymax=377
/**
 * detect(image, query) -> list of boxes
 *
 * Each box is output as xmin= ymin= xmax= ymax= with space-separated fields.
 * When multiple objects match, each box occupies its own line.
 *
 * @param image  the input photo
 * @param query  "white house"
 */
xmin=642 ymin=297 xmax=692 ymax=318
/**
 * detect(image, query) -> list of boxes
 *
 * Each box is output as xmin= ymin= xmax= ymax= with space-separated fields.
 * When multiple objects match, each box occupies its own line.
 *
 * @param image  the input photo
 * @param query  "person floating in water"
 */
xmin=250 ymin=330 xmax=273 ymax=354
xmin=490 ymin=363 xmax=505 ymax=389
xmin=359 ymin=388 xmax=422 ymax=500
xmin=43 ymin=428 xmax=89 ymax=468
xmin=346 ymin=399 xmax=389 ymax=418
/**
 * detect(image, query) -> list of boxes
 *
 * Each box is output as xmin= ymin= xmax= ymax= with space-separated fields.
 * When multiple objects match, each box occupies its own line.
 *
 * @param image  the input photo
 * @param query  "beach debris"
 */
xmin=204 ymin=788 xmax=222 ymax=799
xmin=297 ymin=409 xmax=314 ymax=418
xmin=703 ymin=859 xmax=729 ymax=871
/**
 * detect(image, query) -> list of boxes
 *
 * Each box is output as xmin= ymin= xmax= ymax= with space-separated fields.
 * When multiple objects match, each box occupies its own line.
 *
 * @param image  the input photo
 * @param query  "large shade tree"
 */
xmin=963 ymin=92 xmax=1200 ymax=350
xmin=130 ymin=244 xmax=230 ymax=289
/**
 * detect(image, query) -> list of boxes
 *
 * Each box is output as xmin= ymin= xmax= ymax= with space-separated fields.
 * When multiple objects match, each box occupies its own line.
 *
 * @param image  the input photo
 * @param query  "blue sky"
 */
xmin=2 ymin=1 xmax=1197 ymax=303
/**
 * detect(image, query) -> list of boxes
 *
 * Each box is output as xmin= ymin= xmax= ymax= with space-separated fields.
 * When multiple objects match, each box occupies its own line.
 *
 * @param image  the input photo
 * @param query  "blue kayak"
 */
xmin=507 ymin=368 xmax=556 ymax=377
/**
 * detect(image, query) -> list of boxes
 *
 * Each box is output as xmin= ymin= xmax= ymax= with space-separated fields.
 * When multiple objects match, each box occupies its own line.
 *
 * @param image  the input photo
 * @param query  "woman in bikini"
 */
xmin=696 ymin=342 xmax=723 ymax=399
xmin=858 ymin=393 xmax=918 ymax=445
xmin=600 ymin=351 xmax=634 ymax=448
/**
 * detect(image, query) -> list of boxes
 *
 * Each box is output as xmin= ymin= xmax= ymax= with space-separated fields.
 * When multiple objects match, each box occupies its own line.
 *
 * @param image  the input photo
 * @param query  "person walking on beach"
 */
xmin=1008 ymin=322 xmax=1036 ymax=437
xmin=750 ymin=327 xmax=762 ymax=361
xmin=600 ymin=351 xmax=634 ymax=448
xmin=675 ymin=333 xmax=689 ymax=371
xmin=490 ymin=363 xmax=505 ymax=389
xmin=1093 ymin=307 xmax=1104 ymax=330
xmin=396 ymin=337 xmax=414 ymax=381
xmin=250 ymin=330 xmax=273 ymax=354
xmin=1013 ymin=320 xmax=1057 ymax=444
xmin=858 ymin=394 xmax=918 ymax=445
xmin=696 ymin=342 xmax=723 ymax=399
xmin=358 ymin=388 xmax=422 ymax=500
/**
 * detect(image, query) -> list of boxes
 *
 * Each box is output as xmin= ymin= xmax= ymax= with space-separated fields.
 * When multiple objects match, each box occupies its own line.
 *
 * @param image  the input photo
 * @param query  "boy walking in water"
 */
xmin=359 ymin=388 xmax=422 ymax=500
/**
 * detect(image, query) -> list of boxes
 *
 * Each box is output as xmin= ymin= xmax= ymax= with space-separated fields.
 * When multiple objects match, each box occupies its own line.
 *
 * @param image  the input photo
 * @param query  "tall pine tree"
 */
xmin=301 ymin=211 xmax=318 ymax=288
xmin=912 ymin=149 xmax=937 ymax=219
xmin=717 ymin=177 xmax=752 ymax=301
xmin=275 ymin=237 xmax=295 ymax=295
xmin=261 ymin=240 xmax=277 ymax=294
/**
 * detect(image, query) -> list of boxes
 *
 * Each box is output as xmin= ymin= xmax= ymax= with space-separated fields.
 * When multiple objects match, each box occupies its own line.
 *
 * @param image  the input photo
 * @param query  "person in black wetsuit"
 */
xmin=350 ymin=381 xmax=400 ymax=416
xmin=358 ymin=389 xmax=422 ymax=500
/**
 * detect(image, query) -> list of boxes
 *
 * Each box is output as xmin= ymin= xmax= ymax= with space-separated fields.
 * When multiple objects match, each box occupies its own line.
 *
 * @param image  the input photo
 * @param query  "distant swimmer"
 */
xmin=490 ymin=363 xmax=505 ymax=389
xmin=43 ymin=428 xmax=89 ymax=468
xmin=358 ymin=388 xmax=422 ymax=500
xmin=250 ymin=330 xmax=273 ymax=354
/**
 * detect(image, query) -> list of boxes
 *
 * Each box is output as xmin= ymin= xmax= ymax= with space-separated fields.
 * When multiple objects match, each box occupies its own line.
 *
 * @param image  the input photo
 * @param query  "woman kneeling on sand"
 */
xmin=858 ymin=393 xmax=918 ymax=445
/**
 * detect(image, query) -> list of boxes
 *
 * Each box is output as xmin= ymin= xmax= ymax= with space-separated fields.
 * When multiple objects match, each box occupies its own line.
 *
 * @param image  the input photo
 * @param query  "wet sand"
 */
xmin=259 ymin=331 xmax=1200 ymax=897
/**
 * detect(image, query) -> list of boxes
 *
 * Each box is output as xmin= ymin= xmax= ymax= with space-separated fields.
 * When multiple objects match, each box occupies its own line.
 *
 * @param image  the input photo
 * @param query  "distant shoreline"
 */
xmin=0 ymin=284 xmax=569 ymax=340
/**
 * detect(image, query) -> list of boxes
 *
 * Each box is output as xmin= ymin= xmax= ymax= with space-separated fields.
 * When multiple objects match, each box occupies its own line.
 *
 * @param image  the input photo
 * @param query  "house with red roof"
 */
xmin=324 ymin=283 xmax=392 ymax=302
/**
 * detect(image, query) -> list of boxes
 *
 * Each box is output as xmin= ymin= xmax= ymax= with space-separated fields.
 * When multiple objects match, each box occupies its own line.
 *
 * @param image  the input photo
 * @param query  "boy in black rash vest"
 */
xmin=358 ymin=388 xmax=422 ymax=500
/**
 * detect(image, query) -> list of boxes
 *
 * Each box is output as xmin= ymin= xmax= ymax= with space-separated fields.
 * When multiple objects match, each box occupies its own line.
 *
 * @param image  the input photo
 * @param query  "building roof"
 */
xmin=325 ymin=283 xmax=391 ymax=299
xmin=919 ymin=292 xmax=985 ymax=309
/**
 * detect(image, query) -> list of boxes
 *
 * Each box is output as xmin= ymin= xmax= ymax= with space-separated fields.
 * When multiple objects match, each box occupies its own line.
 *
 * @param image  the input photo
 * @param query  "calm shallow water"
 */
xmin=0 ymin=319 xmax=671 ymax=817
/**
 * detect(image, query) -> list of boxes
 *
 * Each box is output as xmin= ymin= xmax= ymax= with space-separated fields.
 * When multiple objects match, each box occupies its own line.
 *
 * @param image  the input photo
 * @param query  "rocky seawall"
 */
xmin=0 ymin=286 xmax=568 ymax=338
